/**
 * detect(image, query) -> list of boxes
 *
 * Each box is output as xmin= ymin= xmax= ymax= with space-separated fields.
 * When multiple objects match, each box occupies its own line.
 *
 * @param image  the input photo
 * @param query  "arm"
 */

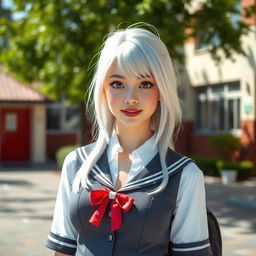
xmin=45 ymin=151 xmax=78 ymax=255
xmin=169 ymin=162 xmax=212 ymax=256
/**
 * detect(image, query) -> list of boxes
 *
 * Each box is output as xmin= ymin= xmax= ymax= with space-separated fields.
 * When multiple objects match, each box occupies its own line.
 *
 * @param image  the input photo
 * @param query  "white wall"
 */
xmin=31 ymin=104 xmax=46 ymax=163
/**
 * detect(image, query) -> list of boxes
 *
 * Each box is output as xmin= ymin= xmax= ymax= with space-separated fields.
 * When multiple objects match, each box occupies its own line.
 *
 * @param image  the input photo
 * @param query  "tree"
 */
xmin=0 ymin=0 xmax=255 ymax=142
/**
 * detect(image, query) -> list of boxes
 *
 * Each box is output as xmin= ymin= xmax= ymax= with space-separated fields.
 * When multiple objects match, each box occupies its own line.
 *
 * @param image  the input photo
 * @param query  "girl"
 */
xmin=46 ymin=24 xmax=212 ymax=256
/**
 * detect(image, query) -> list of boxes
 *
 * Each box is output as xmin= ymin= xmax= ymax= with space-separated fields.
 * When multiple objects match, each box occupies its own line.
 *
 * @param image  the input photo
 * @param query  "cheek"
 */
xmin=144 ymin=92 xmax=159 ymax=106
xmin=105 ymin=91 xmax=121 ymax=111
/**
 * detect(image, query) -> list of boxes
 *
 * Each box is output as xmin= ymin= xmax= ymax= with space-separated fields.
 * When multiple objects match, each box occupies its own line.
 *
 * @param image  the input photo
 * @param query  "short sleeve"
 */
xmin=45 ymin=151 xmax=78 ymax=255
xmin=170 ymin=162 xmax=212 ymax=256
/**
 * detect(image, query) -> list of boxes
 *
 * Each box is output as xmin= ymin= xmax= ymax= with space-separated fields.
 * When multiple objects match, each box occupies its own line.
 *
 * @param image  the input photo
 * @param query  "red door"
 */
xmin=0 ymin=108 xmax=30 ymax=162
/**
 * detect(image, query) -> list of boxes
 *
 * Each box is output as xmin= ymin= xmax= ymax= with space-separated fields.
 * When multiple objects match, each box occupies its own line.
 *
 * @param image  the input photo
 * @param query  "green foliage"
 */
xmin=209 ymin=134 xmax=242 ymax=161
xmin=55 ymin=145 xmax=78 ymax=169
xmin=216 ymin=160 xmax=237 ymax=171
xmin=190 ymin=155 xmax=254 ymax=180
xmin=238 ymin=161 xmax=255 ymax=180
xmin=190 ymin=155 xmax=219 ymax=176
xmin=216 ymin=160 xmax=254 ymax=180
xmin=0 ymin=0 xmax=255 ymax=102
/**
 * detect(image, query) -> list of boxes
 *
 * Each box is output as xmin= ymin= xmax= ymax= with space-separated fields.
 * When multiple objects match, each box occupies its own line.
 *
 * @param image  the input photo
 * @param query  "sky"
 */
xmin=2 ymin=0 xmax=13 ymax=9
xmin=2 ymin=0 xmax=27 ymax=20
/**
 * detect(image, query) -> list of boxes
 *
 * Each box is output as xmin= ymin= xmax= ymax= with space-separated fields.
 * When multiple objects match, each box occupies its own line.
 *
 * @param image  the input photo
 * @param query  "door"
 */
xmin=0 ymin=108 xmax=30 ymax=162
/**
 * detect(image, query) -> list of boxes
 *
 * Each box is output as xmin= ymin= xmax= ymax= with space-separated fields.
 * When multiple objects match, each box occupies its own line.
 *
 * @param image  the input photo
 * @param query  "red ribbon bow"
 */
xmin=89 ymin=186 xmax=134 ymax=231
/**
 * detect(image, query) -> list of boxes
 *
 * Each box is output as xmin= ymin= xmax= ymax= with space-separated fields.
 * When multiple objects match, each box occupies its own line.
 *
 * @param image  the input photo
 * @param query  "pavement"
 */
xmin=0 ymin=166 xmax=255 ymax=256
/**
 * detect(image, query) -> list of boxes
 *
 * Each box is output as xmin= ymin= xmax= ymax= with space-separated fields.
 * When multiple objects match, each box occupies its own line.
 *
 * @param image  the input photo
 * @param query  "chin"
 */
xmin=118 ymin=119 xmax=151 ymax=129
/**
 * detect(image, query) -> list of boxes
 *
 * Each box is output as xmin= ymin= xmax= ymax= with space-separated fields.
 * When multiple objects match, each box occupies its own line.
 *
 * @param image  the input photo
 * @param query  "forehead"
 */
xmin=107 ymin=60 xmax=153 ymax=80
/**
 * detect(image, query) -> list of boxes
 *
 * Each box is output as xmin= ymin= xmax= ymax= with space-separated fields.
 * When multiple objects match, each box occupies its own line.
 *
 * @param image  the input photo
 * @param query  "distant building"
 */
xmin=0 ymin=68 xmax=80 ymax=164
xmin=178 ymin=0 xmax=256 ymax=165
xmin=0 ymin=67 xmax=47 ymax=163
xmin=45 ymin=95 xmax=80 ymax=160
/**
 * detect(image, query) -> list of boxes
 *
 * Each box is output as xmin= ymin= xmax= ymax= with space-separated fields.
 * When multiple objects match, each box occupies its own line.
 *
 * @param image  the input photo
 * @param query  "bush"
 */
xmin=190 ymin=155 xmax=219 ymax=176
xmin=209 ymin=134 xmax=242 ymax=161
xmin=55 ymin=145 xmax=78 ymax=169
xmin=238 ymin=161 xmax=255 ymax=180
xmin=216 ymin=160 xmax=254 ymax=180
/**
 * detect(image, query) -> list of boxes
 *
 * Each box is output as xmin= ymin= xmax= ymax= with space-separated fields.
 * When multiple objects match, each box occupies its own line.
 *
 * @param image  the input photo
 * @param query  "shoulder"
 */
xmin=166 ymin=148 xmax=204 ymax=183
xmin=165 ymin=148 xmax=195 ymax=174
xmin=74 ymin=142 xmax=96 ymax=162
xmin=64 ymin=142 xmax=96 ymax=165
xmin=179 ymin=161 xmax=205 ymax=195
xmin=61 ymin=142 xmax=96 ymax=182
xmin=79 ymin=142 xmax=96 ymax=154
xmin=182 ymin=162 xmax=204 ymax=182
xmin=166 ymin=148 xmax=187 ymax=163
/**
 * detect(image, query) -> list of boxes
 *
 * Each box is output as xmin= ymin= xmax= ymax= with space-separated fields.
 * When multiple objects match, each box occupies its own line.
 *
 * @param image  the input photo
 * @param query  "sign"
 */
xmin=6 ymin=113 xmax=17 ymax=131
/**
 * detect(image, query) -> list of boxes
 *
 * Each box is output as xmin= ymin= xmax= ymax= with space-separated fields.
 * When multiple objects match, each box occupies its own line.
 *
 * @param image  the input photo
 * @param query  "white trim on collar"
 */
xmin=77 ymin=146 xmax=191 ymax=192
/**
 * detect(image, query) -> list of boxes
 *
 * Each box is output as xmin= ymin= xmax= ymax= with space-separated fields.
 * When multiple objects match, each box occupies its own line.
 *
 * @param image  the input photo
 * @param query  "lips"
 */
xmin=121 ymin=108 xmax=142 ymax=117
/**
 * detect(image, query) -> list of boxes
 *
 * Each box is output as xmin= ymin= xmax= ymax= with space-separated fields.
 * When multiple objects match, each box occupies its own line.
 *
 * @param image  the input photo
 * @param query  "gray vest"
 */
xmin=69 ymin=144 xmax=192 ymax=256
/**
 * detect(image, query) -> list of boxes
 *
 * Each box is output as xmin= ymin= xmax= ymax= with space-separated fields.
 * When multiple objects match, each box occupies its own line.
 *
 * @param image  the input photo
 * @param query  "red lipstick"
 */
xmin=121 ymin=108 xmax=142 ymax=117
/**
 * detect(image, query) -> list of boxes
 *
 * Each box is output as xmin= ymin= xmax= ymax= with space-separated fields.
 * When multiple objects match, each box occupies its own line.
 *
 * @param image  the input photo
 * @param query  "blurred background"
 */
xmin=0 ymin=0 xmax=255 ymax=255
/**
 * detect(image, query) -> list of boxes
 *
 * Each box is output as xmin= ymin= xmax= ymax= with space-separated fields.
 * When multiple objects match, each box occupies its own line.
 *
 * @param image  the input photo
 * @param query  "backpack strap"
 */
xmin=207 ymin=207 xmax=222 ymax=256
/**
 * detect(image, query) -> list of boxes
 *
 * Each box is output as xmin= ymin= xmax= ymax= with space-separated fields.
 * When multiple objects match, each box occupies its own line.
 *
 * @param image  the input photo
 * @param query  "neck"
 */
xmin=115 ymin=123 xmax=153 ymax=153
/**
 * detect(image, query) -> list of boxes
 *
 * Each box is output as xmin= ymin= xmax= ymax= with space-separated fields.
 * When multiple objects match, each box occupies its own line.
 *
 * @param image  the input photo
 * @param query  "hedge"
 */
xmin=190 ymin=155 xmax=254 ymax=180
xmin=55 ymin=145 xmax=78 ymax=169
xmin=216 ymin=160 xmax=254 ymax=180
xmin=190 ymin=155 xmax=219 ymax=176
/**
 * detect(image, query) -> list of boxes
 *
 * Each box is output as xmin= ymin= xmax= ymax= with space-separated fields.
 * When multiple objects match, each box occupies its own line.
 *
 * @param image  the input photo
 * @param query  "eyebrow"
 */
xmin=109 ymin=74 xmax=125 ymax=79
xmin=109 ymin=74 xmax=152 ymax=79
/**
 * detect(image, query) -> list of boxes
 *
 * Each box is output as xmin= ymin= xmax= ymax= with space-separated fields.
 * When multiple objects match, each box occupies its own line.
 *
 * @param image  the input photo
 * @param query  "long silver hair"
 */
xmin=72 ymin=24 xmax=182 ymax=193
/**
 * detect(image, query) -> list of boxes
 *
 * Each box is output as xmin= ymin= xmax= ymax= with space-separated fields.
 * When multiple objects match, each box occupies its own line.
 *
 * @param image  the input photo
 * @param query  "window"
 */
xmin=195 ymin=82 xmax=240 ymax=133
xmin=47 ymin=96 xmax=79 ymax=132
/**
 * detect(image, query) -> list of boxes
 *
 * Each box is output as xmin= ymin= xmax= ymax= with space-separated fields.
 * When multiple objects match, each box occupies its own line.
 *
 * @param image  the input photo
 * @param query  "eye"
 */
xmin=110 ymin=81 xmax=124 ymax=88
xmin=139 ymin=81 xmax=153 ymax=88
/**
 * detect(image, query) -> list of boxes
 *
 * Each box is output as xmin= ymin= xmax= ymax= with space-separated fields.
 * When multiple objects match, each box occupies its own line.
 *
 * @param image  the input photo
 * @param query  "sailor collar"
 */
xmin=76 ymin=144 xmax=192 ymax=192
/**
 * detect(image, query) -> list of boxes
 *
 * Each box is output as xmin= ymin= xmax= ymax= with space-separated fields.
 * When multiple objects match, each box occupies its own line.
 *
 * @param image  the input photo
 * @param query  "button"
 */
xmin=106 ymin=234 xmax=113 ymax=242
xmin=108 ymin=211 xmax=111 ymax=217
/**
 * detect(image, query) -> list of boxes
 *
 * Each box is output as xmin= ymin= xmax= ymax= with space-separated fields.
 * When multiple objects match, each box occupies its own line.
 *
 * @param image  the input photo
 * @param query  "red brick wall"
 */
xmin=240 ymin=120 xmax=256 ymax=162
xmin=190 ymin=134 xmax=220 ymax=158
xmin=46 ymin=133 xmax=79 ymax=159
xmin=175 ymin=121 xmax=194 ymax=155
xmin=177 ymin=120 xmax=256 ymax=167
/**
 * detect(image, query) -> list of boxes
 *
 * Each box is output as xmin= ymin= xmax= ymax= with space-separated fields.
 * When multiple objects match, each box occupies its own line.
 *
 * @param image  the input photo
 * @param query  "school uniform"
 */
xmin=45 ymin=132 xmax=212 ymax=256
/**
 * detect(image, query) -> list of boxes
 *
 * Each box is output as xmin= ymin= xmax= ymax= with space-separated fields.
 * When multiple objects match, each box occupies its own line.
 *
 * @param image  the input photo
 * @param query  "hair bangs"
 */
xmin=116 ymin=41 xmax=153 ymax=79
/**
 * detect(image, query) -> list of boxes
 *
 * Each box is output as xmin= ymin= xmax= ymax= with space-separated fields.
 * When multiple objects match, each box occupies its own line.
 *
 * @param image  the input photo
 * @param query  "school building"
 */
xmin=177 ymin=0 xmax=256 ymax=165
xmin=0 ymin=67 xmax=47 ymax=163
xmin=0 ymin=67 xmax=80 ymax=164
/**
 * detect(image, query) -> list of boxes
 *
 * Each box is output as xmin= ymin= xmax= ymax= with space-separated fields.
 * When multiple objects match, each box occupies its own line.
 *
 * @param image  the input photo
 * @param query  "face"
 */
xmin=103 ymin=61 xmax=160 ymax=132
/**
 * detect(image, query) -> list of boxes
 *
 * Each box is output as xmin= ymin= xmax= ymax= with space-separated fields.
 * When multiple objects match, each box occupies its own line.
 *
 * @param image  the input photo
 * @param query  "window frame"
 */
xmin=46 ymin=96 xmax=80 ymax=133
xmin=195 ymin=82 xmax=241 ymax=136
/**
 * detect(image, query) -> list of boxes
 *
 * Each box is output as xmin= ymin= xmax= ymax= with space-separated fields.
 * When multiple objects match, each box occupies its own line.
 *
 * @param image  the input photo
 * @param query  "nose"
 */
xmin=124 ymin=98 xmax=138 ymax=104
xmin=124 ymin=88 xmax=138 ymax=104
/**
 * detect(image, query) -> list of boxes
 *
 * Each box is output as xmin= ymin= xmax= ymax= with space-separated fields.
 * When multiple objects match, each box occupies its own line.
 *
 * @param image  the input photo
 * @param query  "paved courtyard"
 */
xmin=0 ymin=168 xmax=255 ymax=256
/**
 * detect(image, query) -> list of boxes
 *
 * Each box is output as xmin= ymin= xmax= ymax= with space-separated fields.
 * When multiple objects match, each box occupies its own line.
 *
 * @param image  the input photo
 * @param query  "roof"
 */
xmin=0 ymin=67 xmax=48 ymax=103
